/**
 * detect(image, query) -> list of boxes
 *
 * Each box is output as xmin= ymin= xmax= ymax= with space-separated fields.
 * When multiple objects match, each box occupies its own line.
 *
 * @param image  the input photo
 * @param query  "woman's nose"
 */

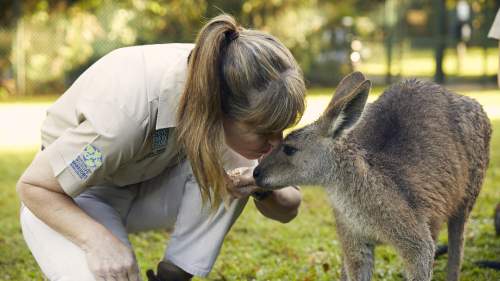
xmin=268 ymin=132 xmax=283 ymax=147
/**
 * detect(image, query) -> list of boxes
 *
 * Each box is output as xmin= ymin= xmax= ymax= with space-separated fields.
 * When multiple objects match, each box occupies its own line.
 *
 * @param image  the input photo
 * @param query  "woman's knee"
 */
xmin=20 ymin=206 xmax=98 ymax=281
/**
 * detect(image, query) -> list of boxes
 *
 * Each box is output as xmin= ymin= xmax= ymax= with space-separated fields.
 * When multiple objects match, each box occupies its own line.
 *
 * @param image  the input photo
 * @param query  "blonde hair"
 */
xmin=176 ymin=14 xmax=306 ymax=208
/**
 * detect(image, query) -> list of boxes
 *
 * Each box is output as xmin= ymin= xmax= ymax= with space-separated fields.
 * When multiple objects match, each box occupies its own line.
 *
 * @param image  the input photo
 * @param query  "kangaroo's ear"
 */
xmin=320 ymin=78 xmax=371 ymax=138
xmin=330 ymin=71 xmax=366 ymax=104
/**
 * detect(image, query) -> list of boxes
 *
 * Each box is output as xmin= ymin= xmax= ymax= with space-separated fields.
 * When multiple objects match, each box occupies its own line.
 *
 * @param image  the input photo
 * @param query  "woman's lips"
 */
xmin=260 ymin=146 xmax=274 ymax=157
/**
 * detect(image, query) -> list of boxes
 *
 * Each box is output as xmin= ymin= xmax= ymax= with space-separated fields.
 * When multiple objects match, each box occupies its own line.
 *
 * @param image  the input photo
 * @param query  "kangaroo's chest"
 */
xmin=325 ymin=186 xmax=382 ymax=242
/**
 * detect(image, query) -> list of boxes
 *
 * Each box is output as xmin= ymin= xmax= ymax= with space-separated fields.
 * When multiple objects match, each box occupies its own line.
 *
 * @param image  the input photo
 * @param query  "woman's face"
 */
xmin=223 ymin=118 xmax=282 ymax=160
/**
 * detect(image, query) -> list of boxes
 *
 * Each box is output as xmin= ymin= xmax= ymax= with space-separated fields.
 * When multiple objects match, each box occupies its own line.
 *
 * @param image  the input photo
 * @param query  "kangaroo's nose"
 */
xmin=253 ymin=166 xmax=261 ymax=179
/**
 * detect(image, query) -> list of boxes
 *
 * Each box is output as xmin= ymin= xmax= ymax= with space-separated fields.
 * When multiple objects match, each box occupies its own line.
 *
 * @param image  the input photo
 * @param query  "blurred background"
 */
xmin=0 ymin=0 xmax=499 ymax=98
xmin=1 ymin=1 xmax=500 ymax=280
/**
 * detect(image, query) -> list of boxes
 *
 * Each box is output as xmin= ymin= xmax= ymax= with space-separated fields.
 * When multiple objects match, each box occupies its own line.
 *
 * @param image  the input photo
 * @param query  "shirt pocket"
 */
xmin=108 ymin=128 xmax=184 ymax=186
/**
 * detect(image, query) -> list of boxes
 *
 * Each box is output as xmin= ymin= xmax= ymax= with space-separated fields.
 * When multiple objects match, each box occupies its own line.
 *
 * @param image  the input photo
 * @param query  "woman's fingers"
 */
xmin=227 ymin=167 xmax=256 ymax=187
xmin=84 ymin=231 xmax=141 ymax=281
xmin=238 ymin=172 xmax=255 ymax=186
xmin=127 ymin=265 xmax=142 ymax=281
xmin=228 ymin=184 xmax=260 ymax=199
xmin=226 ymin=166 xmax=262 ymax=198
xmin=126 ymin=255 xmax=142 ymax=281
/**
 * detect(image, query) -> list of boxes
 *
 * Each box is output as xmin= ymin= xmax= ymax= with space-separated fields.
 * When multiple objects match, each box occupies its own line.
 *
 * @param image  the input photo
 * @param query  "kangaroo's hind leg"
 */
xmin=386 ymin=222 xmax=435 ymax=281
xmin=336 ymin=218 xmax=375 ymax=281
xmin=447 ymin=204 xmax=470 ymax=281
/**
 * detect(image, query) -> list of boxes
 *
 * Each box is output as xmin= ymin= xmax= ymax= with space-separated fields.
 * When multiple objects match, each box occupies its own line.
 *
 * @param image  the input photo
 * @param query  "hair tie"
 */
xmin=226 ymin=29 xmax=240 ymax=41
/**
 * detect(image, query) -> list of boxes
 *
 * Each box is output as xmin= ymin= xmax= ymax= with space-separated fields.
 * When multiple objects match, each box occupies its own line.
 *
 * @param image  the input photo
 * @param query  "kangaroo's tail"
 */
xmin=434 ymin=244 xmax=448 ymax=259
xmin=475 ymin=261 xmax=500 ymax=270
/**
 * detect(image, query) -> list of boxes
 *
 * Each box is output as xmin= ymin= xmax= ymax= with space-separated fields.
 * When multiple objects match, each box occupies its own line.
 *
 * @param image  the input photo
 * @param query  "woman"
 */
xmin=16 ymin=14 xmax=305 ymax=281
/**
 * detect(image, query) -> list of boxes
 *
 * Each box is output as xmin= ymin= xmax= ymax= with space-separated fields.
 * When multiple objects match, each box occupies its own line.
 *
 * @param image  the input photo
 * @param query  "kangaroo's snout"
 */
xmin=253 ymin=164 xmax=283 ymax=189
xmin=253 ymin=165 xmax=268 ymax=188
xmin=252 ymin=166 xmax=261 ymax=180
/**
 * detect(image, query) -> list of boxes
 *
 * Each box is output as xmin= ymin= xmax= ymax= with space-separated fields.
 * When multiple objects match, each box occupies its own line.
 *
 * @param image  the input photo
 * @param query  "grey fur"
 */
xmin=254 ymin=72 xmax=492 ymax=281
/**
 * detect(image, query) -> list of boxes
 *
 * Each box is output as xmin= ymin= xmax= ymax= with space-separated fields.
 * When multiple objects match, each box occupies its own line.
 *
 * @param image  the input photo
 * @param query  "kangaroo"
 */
xmin=253 ymin=72 xmax=491 ymax=281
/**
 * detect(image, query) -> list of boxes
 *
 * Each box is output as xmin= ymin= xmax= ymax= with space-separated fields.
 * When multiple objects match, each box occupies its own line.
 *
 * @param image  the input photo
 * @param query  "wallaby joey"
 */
xmin=254 ymin=72 xmax=491 ymax=281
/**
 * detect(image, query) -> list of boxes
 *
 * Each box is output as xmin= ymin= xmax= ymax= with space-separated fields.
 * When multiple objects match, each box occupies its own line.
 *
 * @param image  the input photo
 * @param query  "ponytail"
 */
xmin=177 ymin=14 xmax=239 ymax=208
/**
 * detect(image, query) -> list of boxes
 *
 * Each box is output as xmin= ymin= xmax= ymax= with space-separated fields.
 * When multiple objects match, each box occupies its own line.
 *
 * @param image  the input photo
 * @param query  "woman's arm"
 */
xmin=17 ymin=151 xmax=140 ymax=281
xmin=252 ymin=186 xmax=301 ymax=223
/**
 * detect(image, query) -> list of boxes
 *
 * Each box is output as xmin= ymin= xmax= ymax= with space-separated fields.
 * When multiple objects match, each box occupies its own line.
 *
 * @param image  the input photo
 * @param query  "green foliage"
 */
xmin=1 ymin=0 xmax=498 ymax=96
xmin=2 ymin=0 xmax=352 ymax=95
xmin=6 ymin=0 xmax=208 ymax=95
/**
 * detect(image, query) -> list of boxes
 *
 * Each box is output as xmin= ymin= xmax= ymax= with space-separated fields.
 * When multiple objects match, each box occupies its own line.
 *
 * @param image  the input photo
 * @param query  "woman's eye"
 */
xmin=282 ymin=145 xmax=298 ymax=156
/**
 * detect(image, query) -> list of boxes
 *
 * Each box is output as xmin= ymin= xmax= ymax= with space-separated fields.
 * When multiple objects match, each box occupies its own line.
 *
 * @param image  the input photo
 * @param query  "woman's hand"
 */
xmin=226 ymin=166 xmax=302 ymax=223
xmin=226 ymin=167 xmax=261 ymax=199
xmin=253 ymin=186 xmax=301 ymax=223
xmin=83 ymin=229 xmax=141 ymax=281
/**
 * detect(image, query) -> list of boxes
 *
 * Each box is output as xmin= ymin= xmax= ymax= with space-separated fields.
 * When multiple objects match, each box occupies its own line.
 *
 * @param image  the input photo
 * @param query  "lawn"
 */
xmin=357 ymin=46 xmax=498 ymax=78
xmin=1 ymin=87 xmax=500 ymax=281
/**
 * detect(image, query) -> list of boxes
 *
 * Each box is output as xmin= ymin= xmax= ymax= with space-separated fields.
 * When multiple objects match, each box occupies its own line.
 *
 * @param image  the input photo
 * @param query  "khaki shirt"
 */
xmin=489 ymin=8 xmax=500 ymax=39
xmin=42 ymin=44 xmax=256 ymax=197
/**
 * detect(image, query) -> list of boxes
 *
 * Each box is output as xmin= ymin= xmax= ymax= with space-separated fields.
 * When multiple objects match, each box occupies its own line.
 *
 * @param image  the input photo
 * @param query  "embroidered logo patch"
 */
xmin=152 ymin=128 xmax=169 ymax=154
xmin=70 ymin=144 xmax=103 ymax=180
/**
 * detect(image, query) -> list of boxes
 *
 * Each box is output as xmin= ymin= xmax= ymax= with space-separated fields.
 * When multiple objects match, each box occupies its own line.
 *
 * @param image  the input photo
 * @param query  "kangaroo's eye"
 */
xmin=282 ymin=145 xmax=298 ymax=156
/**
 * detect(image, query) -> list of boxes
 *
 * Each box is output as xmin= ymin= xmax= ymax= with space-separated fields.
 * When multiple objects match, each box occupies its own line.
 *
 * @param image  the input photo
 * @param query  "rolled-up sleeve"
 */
xmin=44 ymin=99 xmax=145 ymax=197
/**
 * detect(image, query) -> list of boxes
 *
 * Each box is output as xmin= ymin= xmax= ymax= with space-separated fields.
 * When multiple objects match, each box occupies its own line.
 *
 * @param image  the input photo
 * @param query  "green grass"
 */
xmin=357 ymin=46 xmax=498 ymax=78
xmin=1 ymin=89 xmax=500 ymax=280
xmin=0 ymin=94 xmax=60 ymax=104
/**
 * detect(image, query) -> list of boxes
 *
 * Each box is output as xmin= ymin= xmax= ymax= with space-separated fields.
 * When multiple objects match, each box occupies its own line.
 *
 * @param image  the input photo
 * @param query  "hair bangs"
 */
xmin=244 ymin=72 xmax=306 ymax=134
